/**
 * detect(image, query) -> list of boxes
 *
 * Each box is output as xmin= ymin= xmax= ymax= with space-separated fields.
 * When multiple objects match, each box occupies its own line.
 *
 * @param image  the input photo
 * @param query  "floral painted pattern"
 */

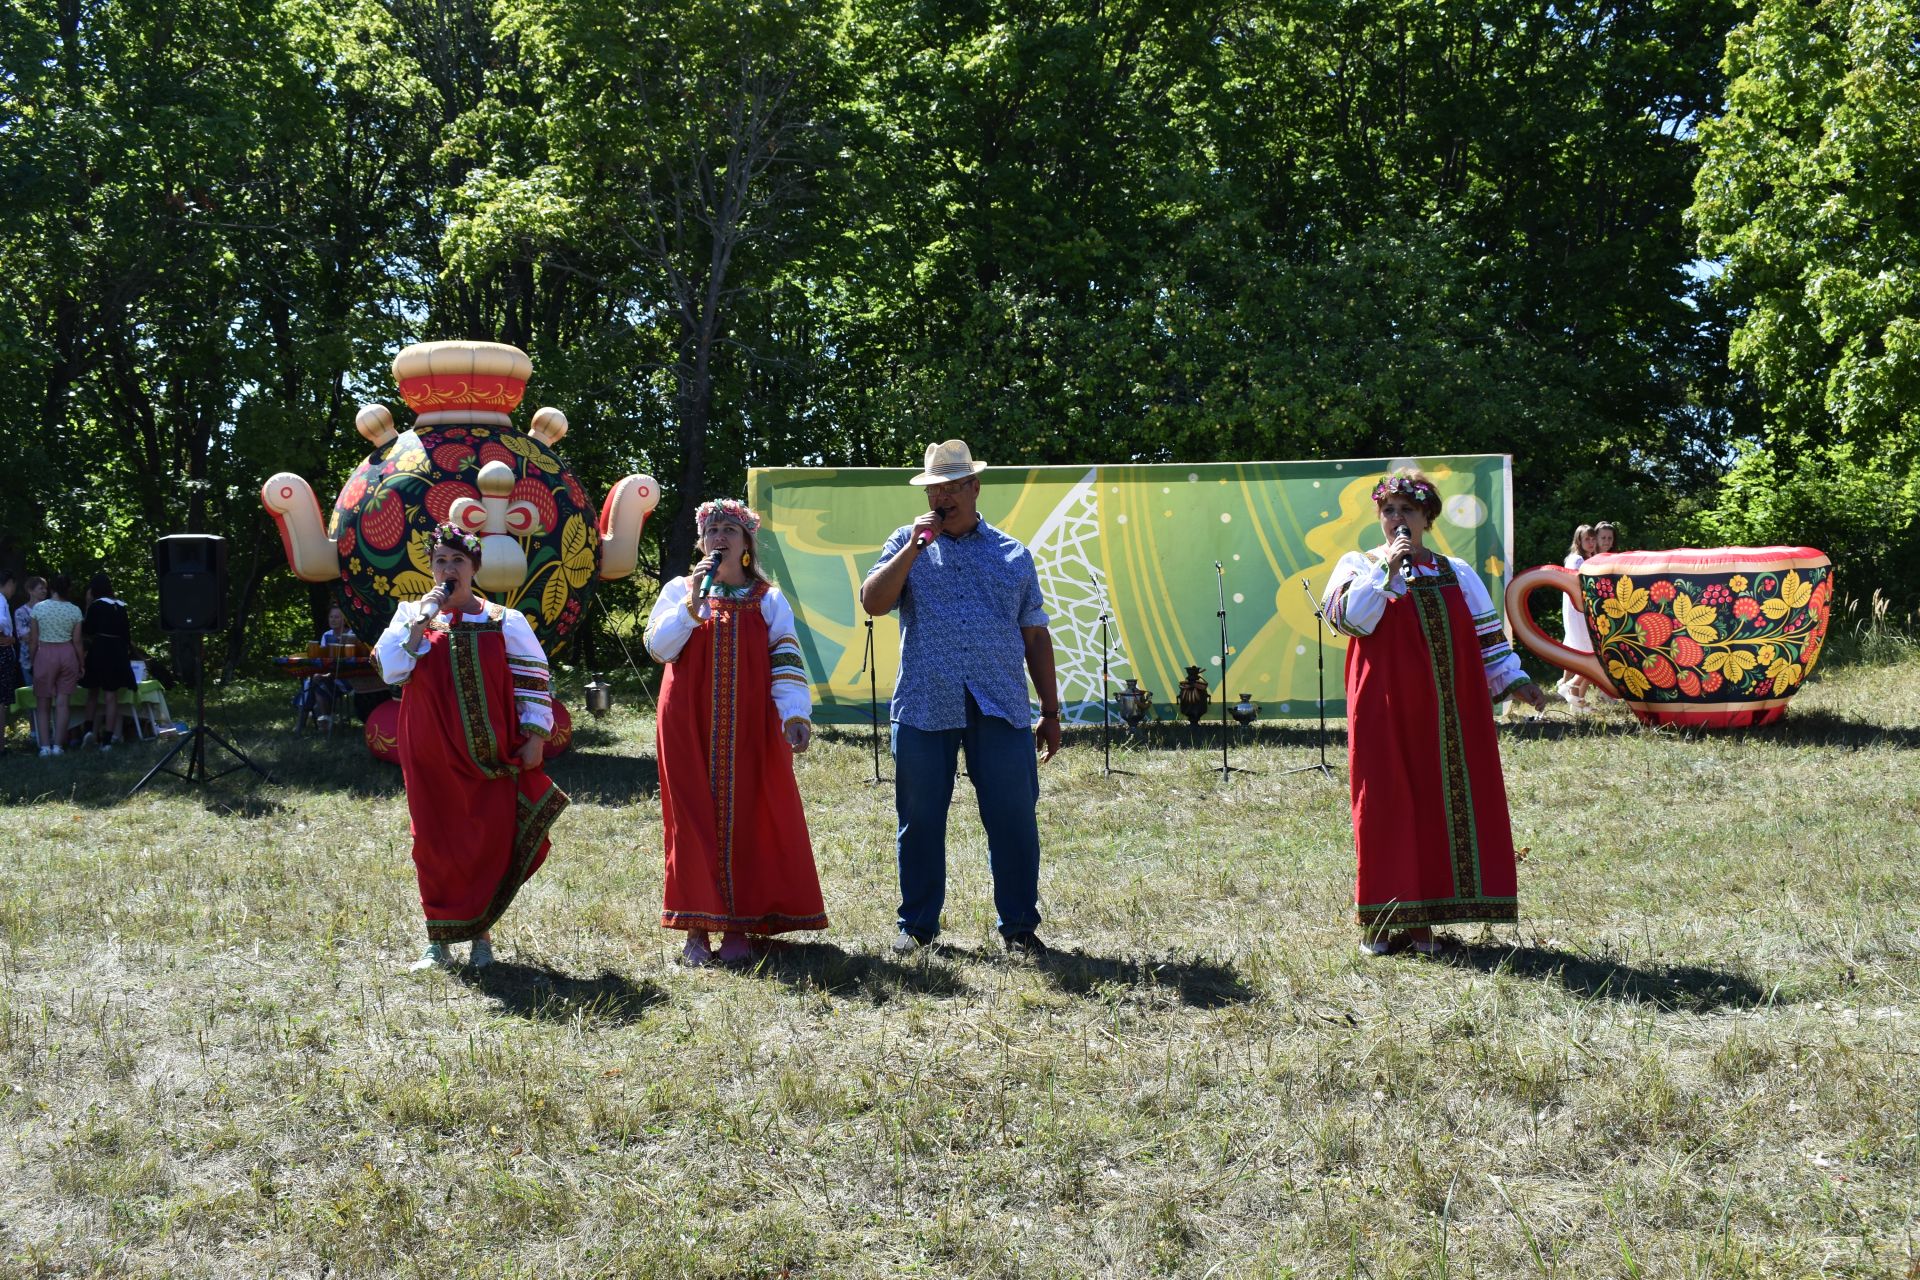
xmin=325 ymin=422 xmax=601 ymax=653
xmin=1584 ymin=566 xmax=1832 ymax=703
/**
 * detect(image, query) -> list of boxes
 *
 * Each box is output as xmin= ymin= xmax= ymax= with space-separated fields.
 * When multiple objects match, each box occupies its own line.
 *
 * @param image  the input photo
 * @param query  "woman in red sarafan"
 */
xmin=645 ymin=498 xmax=825 ymax=968
xmin=1322 ymin=469 xmax=1547 ymax=956
xmin=373 ymin=524 xmax=567 ymax=971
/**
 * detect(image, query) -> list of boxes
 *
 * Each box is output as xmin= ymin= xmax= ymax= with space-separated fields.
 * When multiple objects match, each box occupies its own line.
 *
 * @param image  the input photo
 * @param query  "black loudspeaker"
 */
xmin=155 ymin=534 xmax=228 ymax=633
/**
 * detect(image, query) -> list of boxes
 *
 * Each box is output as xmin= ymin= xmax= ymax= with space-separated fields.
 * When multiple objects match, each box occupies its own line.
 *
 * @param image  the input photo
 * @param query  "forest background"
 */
xmin=4 ymin=0 xmax=1916 ymax=677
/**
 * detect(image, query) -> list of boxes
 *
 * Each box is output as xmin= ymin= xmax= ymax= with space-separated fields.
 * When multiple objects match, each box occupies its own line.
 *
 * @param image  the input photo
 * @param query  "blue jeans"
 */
xmin=893 ymin=695 xmax=1042 ymax=939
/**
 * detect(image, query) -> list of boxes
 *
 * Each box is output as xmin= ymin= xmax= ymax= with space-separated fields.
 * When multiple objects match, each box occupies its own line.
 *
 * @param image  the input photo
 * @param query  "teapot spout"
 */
xmin=597 ymin=475 xmax=660 ymax=580
xmin=261 ymin=473 xmax=339 ymax=583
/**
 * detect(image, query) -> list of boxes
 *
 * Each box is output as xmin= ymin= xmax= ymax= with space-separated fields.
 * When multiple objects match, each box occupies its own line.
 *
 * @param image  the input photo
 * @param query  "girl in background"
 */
xmin=1557 ymin=524 xmax=1599 ymax=711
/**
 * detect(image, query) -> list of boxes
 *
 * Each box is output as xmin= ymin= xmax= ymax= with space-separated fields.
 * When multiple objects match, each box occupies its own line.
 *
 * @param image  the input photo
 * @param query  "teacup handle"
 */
xmin=1504 ymin=566 xmax=1617 ymax=696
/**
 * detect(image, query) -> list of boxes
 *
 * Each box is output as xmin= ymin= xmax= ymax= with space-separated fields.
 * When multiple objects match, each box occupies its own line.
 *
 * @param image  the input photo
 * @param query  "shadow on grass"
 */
xmin=1039 ymin=949 xmax=1257 ymax=1009
xmin=752 ymin=940 xmax=970 ymax=1000
xmin=459 ymin=961 xmax=666 ymax=1025
xmin=1748 ymin=708 xmax=1920 ymax=751
xmin=1497 ymin=717 xmax=1652 ymax=741
xmin=1442 ymin=944 xmax=1771 ymax=1013
xmin=544 ymin=750 xmax=658 ymax=804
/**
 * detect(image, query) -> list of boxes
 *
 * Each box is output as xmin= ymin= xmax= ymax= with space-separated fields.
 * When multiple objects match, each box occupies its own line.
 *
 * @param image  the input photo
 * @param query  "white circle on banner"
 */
xmin=1210 ymin=656 xmax=1220 ymax=666
xmin=1189 ymin=473 xmax=1199 ymax=482
xmin=1446 ymin=494 xmax=1487 ymax=528
xmin=1116 ymin=514 xmax=1128 ymax=525
xmin=1220 ymin=513 xmax=1232 ymax=523
xmin=1296 ymin=644 xmax=1306 ymax=655
xmin=1234 ymin=593 xmax=1244 ymax=603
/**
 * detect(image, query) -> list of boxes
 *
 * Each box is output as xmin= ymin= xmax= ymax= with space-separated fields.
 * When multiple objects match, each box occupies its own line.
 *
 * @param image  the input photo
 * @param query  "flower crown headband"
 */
xmin=431 ymin=523 xmax=483 ymax=558
xmin=695 ymin=498 xmax=761 ymax=535
xmin=1370 ymin=475 xmax=1439 ymax=507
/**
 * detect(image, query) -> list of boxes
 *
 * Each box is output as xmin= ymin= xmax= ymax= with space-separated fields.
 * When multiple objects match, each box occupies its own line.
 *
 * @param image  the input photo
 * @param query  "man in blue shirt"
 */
xmin=860 ymin=440 xmax=1063 ymax=956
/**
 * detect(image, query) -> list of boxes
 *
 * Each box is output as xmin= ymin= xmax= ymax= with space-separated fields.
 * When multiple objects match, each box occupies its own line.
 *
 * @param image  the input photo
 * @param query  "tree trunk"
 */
xmin=221 ymin=521 xmax=271 ymax=683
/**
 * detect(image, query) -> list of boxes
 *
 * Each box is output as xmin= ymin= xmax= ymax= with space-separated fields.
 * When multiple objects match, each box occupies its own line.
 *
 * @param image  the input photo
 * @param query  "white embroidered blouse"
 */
xmin=373 ymin=601 xmax=556 ymax=738
xmin=1322 ymin=550 xmax=1530 ymax=700
xmin=644 ymin=577 xmax=813 ymax=726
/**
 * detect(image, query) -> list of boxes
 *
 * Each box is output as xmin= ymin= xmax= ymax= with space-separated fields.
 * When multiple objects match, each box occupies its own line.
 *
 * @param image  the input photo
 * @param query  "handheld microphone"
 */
xmin=916 ymin=507 xmax=951 ymax=547
xmin=1393 ymin=524 xmax=1412 ymax=575
xmin=421 ymin=579 xmax=454 ymax=622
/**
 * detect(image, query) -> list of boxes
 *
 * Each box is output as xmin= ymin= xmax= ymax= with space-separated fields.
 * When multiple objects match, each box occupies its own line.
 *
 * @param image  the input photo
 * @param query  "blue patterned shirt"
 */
xmin=876 ymin=518 xmax=1051 ymax=731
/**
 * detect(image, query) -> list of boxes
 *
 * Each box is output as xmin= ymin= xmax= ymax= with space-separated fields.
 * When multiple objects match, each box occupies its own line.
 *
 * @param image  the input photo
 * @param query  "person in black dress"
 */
xmin=79 ymin=572 xmax=136 ymax=750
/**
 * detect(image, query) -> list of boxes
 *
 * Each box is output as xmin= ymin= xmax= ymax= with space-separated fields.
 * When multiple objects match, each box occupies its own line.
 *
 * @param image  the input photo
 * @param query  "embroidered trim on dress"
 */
xmin=449 ymin=611 xmax=514 ymax=781
xmin=1409 ymin=560 xmax=1483 ymax=905
xmin=426 ymin=779 xmax=569 ymax=943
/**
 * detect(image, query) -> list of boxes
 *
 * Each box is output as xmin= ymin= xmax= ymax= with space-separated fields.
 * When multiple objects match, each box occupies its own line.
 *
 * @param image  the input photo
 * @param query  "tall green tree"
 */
xmin=442 ymin=0 xmax=845 ymax=580
xmin=1691 ymin=0 xmax=1920 ymax=595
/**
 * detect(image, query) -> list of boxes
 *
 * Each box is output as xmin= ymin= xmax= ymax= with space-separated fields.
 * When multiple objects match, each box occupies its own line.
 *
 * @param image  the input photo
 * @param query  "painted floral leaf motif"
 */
xmin=391 ymin=569 xmax=434 ymax=598
xmin=1761 ymin=595 xmax=1791 ymax=620
xmin=504 ymin=433 xmax=560 ymax=474
xmin=407 ymin=529 xmax=432 ymax=577
xmin=560 ymin=514 xmax=596 ymax=589
xmin=1608 ymin=658 xmax=1653 ymax=697
xmin=1780 ymin=570 xmax=1812 ymax=609
xmin=1768 ymin=657 xmax=1803 ymax=689
xmin=1704 ymin=649 xmax=1758 ymax=679
xmin=541 ymin=566 xmax=569 ymax=625
xmin=1603 ymin=576 xmax=1650 ymax=618
xmin=1672 ymin=593 xmax=1719 ymax=643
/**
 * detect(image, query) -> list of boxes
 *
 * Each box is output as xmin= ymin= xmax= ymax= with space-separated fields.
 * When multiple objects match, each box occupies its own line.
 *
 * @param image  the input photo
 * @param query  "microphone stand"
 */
xmin=1096 ymin=580 xmax=1132 ymax=777
xmin=1215 ymin=562 xmax=1249 ymax=778
xmin=1285 ymin=576 xmax=1337 ymax=780
xmin=861 ymin=618 xmax=886 ymax=785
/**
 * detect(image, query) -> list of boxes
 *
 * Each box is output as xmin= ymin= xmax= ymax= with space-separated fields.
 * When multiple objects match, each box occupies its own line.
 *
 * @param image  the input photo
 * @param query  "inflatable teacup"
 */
xmin=1506 ymin=547 xmax=1833 ymax=729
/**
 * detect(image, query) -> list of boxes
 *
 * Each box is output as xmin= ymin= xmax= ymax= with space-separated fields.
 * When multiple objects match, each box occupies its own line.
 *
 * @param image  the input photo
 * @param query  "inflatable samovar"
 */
xmin=262 ymin=341 xmax=659 ymax=754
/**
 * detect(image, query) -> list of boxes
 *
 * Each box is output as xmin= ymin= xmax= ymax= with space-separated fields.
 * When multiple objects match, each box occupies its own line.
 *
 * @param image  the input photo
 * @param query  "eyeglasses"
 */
xmin=926 ymin=478 xmax=975 ymax=500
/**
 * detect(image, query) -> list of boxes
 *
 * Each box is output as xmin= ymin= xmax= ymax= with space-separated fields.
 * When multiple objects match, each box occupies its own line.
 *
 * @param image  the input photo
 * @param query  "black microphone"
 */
xmin=1393 ymin=525 xmax=1412 ymax=577
xmin=916 ymin=507 xmax=952 ymax=547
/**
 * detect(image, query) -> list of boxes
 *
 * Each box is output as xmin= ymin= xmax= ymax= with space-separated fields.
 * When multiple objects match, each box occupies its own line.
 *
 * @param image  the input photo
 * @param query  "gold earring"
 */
xmin=740 ymin=551 xmax=753 ymax=569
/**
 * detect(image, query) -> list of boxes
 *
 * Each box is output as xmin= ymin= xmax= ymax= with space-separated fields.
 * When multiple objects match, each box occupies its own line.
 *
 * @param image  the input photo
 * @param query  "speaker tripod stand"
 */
xmin=128 ymin=633 xmax=270 ymax=798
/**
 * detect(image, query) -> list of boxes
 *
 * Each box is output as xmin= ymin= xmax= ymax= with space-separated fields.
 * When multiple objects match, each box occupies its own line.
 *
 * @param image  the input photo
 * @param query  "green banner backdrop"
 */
xmin=747 ymin=455 xmax=1513 ymax=723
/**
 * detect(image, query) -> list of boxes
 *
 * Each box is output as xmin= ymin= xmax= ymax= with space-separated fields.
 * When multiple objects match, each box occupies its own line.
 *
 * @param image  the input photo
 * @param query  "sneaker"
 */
xmin=680 ymin=935 xmax=714 ymax=967
xmin=1002 ymin=930 xmax=1051 ymax=957
xmin=49 ymin=746 xmax=63 ymax=756
xmin=39 ymin=746 xmax=53 ymax=758
xmin=1359 ymin=938 xmax=1394 ymax=957
xmin=409 ymin=942 xmax=454 ymax=971
xmin=468 ymin=937 xmax=494 ymax=969
xmin=889 ymin=929 xmax=927 ymax=957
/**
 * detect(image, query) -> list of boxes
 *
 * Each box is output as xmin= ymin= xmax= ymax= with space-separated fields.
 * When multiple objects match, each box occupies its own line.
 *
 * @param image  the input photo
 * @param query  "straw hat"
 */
xmin=909 ymin=439 xmax=989 ymax=487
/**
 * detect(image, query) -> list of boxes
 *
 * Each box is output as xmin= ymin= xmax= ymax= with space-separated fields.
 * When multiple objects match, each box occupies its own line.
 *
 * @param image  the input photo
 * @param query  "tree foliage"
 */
xmin=1691 ymin=0 xmax=1920 ymax=594
xmin=10 ymin=0 xmax=1893 ymax=676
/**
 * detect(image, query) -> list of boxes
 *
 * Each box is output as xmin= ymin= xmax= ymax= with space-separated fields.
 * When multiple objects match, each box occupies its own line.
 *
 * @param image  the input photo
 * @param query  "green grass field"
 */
xmin=2 ymin=655 xmax=1916 ymax=1278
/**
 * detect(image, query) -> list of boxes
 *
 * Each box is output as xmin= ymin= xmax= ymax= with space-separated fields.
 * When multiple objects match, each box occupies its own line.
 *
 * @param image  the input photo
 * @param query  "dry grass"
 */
xmin=1 ymin=657 xmax=1917 ymax=1278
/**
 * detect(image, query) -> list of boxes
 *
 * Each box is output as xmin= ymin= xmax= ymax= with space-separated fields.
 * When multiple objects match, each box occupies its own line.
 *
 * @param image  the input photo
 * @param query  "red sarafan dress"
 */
xmin=645 ymin=577 xmax=826 ymax=934
xmin=373 ymin=602 xmax=568 ymax=943
xmin=1324 ymin=550 xmax=1531 ymax=931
